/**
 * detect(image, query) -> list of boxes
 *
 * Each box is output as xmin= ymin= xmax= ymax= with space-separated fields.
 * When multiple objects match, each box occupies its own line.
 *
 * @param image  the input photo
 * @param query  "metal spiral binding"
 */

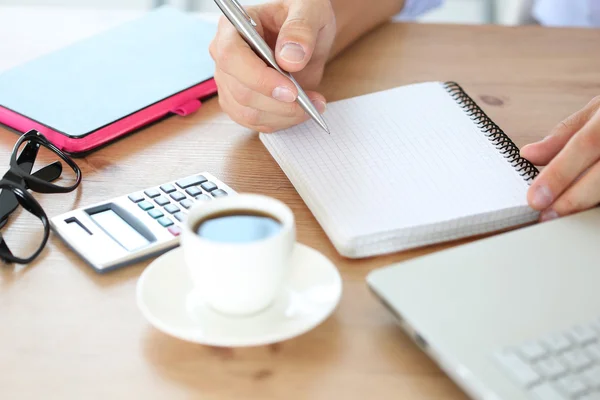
xmin=443 ymin=81 xmax=539 ymax=183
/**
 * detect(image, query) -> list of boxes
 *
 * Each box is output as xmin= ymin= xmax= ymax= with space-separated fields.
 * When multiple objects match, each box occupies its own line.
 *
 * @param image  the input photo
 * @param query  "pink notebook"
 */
xmin=0 ymin=7 xmax=218 ymax=156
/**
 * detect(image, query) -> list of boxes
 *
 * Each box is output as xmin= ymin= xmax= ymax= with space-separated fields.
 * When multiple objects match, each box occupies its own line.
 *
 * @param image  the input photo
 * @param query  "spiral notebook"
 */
xmin=259 ymin=81 xmax=540 ymax=258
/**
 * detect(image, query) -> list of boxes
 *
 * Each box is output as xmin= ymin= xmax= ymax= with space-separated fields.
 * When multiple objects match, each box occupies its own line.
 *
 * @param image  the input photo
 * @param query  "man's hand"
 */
xmin=521 ymin=96 xmax=600 ymax=221
xmin=209 ymin=0 xmax=335 ymax=133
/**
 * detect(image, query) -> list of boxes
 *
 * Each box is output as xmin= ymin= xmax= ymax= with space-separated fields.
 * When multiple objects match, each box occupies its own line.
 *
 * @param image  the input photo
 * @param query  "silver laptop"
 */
xmin=367 ymin=208 xmax=600 ymax=400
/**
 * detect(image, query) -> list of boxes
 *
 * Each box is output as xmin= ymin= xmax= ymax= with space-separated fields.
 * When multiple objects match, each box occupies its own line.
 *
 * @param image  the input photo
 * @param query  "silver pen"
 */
xmin=213 ymin=0 xmax=330 ymax=134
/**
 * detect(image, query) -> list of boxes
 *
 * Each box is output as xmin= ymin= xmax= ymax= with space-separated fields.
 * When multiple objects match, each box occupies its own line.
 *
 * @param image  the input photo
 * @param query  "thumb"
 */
xmin=275 ymin=0 xmax=325 ymax=72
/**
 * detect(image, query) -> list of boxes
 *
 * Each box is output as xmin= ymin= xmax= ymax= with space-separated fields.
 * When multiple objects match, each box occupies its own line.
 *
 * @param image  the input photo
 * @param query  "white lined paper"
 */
xmin=260 ymin=82 xmax=538 ymax=257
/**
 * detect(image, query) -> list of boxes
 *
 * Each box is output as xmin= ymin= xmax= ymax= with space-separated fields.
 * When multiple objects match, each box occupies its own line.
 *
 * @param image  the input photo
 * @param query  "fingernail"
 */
xmin=280 ymin=42 xmax=305 ymax=63
xmin=540 ymin=209 xmax=559 ymax=222
xmin=532 ymin=185 xmax=553 ymax=209
xmin=272 ymin=86 xmax=296 ymax=103
xmin=312 ymin=99 xmax=326 ymax=114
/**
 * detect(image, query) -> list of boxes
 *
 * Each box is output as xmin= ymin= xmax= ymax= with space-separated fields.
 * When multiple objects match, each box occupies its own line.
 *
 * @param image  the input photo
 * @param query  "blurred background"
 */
xmin=0 ymin=0 xmax=536 ymax=26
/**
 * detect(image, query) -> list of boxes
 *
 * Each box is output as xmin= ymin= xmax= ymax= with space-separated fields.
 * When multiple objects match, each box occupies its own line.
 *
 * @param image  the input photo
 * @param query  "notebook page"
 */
xmin=260 ymin=82 xmax=535 ymax=249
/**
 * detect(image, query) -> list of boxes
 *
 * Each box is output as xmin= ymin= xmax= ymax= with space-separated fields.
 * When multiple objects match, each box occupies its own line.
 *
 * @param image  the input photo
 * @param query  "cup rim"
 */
xmin=182 ymin=193 xmax=295 ymax=247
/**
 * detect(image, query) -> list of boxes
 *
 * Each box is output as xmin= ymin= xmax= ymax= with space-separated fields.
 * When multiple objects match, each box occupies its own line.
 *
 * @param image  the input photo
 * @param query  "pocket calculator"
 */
xmin=50 ymin=172 xmax=236 ymax=273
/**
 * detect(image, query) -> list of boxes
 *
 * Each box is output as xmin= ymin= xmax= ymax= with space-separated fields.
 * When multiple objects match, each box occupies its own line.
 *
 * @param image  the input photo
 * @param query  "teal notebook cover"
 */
xmin=0 ymin=6 xmax=217 ymax=138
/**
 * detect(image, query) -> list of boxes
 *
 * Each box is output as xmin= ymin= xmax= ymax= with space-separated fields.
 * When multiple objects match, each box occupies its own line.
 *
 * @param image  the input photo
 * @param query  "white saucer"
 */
xmin=136 ymin=243 xmax=342 ymax=347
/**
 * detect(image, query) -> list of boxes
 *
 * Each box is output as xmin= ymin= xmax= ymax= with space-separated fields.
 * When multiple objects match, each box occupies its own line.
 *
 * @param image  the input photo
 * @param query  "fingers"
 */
xmin=216 ymin=68 xmax=326 ymax=132
xmin=527 ymin=99 xmax=600 ymax=216
xmin=521 ymin=96 xmax=600 ymax=166
xmin=209 ymin=2 xmax=332 ymax=133
xmin=527 ymin=107 xmax=600 ymax=211
xmin=210 ymin=16 xmax=299 ymax=102
xmin=540 ymin=160 xmax=600 ymax=221
xmin=219 ymin=68 xmax=324 ymax=118
xmin=275 ymin=0 xmax=332 ymax=72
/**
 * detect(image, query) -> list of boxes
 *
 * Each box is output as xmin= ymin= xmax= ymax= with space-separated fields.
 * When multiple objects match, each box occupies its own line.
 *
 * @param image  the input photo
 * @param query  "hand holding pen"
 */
xmin=209 ymin=0 xmax=334 ymax=133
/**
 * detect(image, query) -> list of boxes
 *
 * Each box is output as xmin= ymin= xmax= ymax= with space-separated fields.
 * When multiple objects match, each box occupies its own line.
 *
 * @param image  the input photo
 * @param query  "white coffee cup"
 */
xmin=181 ymin=194 xmax=296 ymax=316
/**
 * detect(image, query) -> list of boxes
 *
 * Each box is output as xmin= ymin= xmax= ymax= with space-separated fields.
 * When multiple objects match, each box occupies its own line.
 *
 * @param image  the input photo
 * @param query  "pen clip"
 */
xmin=230 ymin=0 xmax=257 ymax=27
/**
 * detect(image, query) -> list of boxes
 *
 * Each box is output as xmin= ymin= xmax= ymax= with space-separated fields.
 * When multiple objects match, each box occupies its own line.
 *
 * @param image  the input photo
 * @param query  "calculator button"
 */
xmin=148 ymin=209 xmax=164 ymax=219
xmin=176 ymin=175 xmax=207 ymax=189
xmin=144 ymin=188 xmax=160 ymax=198
xmin=128 ymin=193 xmax=145 ymax=203
xmin=168 ymin=226 xmax=181 ymax=236
xmin=157 ymin=217 xmax=173 ymax=227
xmin=165 ymin=204 xmax=180 ymax=214
xmin=170 ymin=191 xmax=186 ymax=202
xmin=212 ymin=189 xmax=228 ymax=198
xmin=195 ymin=194 xmax=212 ymax=201
xmin=138 ymin=201 xmax=154 ymax=211
xmin=201 ymin=181 xmax=218 ymax=192
xmin=180 ymin=199 xmax=193 ymax=210
xmin=160 ymin=184 xmax=176 ymax=194
xmin=154 ymin=196 xmax=170 ymax=206
xmin=185 ymin=186 xmax=202 ymax=197
xmin=174 ymin=213 xmax=186 ymax=223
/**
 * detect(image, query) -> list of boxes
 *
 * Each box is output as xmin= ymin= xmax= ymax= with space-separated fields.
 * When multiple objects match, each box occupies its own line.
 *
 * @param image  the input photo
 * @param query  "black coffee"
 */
xmin=194 ymin=210 xmax=282 ymax=243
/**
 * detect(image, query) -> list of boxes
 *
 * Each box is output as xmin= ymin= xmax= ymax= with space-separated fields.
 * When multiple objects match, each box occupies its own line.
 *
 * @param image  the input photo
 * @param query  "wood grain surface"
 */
xmin=1 ymin=7 xmax=599 ymax=399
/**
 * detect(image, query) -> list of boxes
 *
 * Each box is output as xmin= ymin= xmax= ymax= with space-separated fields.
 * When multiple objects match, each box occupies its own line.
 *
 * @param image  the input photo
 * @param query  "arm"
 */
xmin=329 ymin=0 xmax=407 ymax=60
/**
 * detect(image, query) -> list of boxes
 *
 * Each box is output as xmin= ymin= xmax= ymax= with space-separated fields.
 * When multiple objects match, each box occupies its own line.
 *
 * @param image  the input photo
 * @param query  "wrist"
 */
xmin=329 ymin=0 xmax=405 ymax=60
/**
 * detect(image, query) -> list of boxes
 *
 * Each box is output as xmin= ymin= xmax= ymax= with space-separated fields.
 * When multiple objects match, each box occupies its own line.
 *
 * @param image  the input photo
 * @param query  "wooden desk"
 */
xmin=1 ymin=6 xmax=599 ymax=399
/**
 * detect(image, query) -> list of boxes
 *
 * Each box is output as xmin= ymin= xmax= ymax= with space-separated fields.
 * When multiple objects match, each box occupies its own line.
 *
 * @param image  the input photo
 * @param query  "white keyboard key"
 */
xmin=531 ymin=383 xmax=570 ymax=400
xmin=569 ymin=325 xmax=598 ymax=345
xmin=555 ymin=375 xmax=589 ymax=398
xmin=520 ymin=341 xmax=549 ymax=361
xmin=581 ymin=393 xmax=600 ymax=400
xmin=561 ymin=349 xmax=594 ymax=371
xmin=544 ymin=333 xmax=573 ymax=353
xmin=536 ymin=357 xmax=568 ymax=380
xmin=495 ymin=351 xmax=541 ymax=387
xmin=590 ymin=320 xmax=600 ymax=334
xmin=582 ymin=366 xmax=600 ymax=389
xmin=586 ymin=343 xmax=600 ymax=361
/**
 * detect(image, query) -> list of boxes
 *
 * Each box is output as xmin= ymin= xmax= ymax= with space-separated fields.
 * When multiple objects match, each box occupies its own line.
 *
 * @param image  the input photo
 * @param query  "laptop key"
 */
xmin=581 ymin=394 xmax=600 ymax=400
xmin=196 ymin=194 xmax=211 ymax=201
xmin=519 ymin=341 xmax=548 ymax=362
xmin=582 ymin=365 xmax=600 ymax=389
xmin=531 ymin=383 xmax=569 ymax=400
xmin=555 ymin=375 xmax=588 ymax=398
xmin=585 ymin=343 xmax=600 ymax=361
xmin=543 ymin=333 xmax=573 ymax=354
xmin=494 ymin=351 xmax=541 ymax=388
xmin=535 ymin=357 xmax=567 ymax=380
xmin=568 ymin=325 xmax=598 ymax=345
xmin=174 ymin=213 xmax=186 ymax=223
xmin=560 ymin=348 xmax=593 ymax=371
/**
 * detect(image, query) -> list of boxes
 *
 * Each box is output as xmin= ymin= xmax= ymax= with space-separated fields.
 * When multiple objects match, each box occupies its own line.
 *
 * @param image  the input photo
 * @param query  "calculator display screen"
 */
xmin=90 ymin=209 xmax=150 ymax=252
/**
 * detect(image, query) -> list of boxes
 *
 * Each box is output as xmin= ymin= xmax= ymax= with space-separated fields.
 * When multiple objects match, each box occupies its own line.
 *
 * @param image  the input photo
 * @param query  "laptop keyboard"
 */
xmin=494 ymin=320 xmax=600 ymax=400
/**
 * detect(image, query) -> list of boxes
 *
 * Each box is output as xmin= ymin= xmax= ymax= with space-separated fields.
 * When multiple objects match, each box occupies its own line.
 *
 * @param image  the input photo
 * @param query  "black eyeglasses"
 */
xmin=0 ymin=130 xmax=82 ymax=264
